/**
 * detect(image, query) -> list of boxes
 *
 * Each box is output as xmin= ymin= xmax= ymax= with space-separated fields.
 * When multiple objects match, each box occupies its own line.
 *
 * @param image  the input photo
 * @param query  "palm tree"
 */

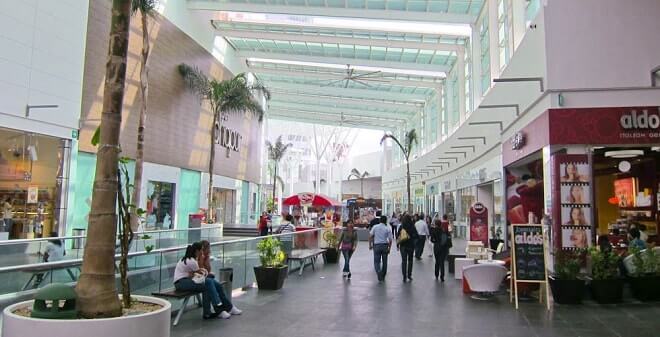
xmin=266 ymin=136 xmax=292 ymax=212
xmin=76 ymin=0 xmax=132 ymax=318
xmin=347 ymin=168 xmax=369 ymax=197
xmin=179 ymin=64 xmax=269 ymax=221
xmin=130 ymin=0 xmax=157 ymax=231
xmin=380 ymin=129 xmax=417 ymax=213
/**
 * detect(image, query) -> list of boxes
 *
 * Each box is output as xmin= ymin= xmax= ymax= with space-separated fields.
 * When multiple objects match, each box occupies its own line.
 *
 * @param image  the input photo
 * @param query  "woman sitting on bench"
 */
xmin=199 ymin=240 xmax=242 ymax=316
xmin=174 ymin=242 xmax=239 ymax=319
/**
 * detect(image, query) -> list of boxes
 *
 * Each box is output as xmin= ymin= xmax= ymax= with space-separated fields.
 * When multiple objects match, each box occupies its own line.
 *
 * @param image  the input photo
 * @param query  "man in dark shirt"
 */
xmin=369 ymin=210 xmax=382 ymax=229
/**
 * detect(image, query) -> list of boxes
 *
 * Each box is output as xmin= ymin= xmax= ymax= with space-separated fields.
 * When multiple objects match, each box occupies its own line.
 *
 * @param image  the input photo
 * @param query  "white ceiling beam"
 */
xmin=250 ymin=66 xmax=443 ymax=88
xmin=237 ymin=52 xmax=451 ymax=73
xmin=268 ymin=112 xmax=395 ymax=131
xmin=269 ymin=101 xmax=414 ymax=119
xmin=188 ymin=2 xmax=477 ymax=24
xmin=270 ymin=92 xmax=422 ymax=111
xmin=217 ymin=28 xmax=463 ymax=52
xmin=257 ymin=82 xmax=431 ymax=101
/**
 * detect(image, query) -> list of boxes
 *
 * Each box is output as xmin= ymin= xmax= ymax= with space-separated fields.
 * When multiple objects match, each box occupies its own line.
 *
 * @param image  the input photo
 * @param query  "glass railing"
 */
xmin=0 ymin=228 xmax=321 ymax=311
xmin=0 ymin=226 xmax=224 ymax=268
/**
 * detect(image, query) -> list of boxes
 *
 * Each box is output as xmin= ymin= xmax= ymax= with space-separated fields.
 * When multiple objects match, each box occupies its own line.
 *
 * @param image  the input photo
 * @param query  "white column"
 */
xmin=436 ymin=85 xmax=444 ymax=141
xmin=511 ymin=0 xmax=526 ymax=50
xmin=456 ymin=49 xmax=466 ymax=124
xmin=488 ymin=0 xmax=501 ymax=79
xmin=470 ymin=22 xmax=483 ymax=107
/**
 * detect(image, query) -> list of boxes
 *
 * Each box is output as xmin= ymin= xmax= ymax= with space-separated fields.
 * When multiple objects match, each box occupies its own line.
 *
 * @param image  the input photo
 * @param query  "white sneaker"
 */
xmin=219 ymin=311 xmax=231 ymax=319
xmin=229 ymin=307 xmax=242 ymax=315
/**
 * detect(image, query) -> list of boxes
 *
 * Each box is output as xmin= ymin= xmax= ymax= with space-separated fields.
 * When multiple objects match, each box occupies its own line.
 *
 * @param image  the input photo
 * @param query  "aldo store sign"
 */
xmin=548 ymin=107 xmax=660 ymax=145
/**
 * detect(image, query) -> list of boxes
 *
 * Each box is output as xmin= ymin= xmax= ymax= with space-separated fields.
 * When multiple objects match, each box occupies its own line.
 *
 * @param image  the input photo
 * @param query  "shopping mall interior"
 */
xmin=0 ymin=0 xmax=659 ymax=336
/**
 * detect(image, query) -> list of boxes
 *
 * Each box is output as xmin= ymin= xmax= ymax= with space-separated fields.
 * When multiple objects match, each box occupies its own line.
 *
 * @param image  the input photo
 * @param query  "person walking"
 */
xmin=338 ymin=220 xmax=358 ymax=279
xmin=389 ymin=212 xmax=400 ymax=238
xmin=369 ymin=215 xmax=392 ymax=282
xmin=258 ymin=211 xmax=269 ymax=236
xmin=414 ymin=213 xmax=429 ymax=259
xmin=397 ymin=214 xmax=419 ymax=282
xmin=430 ymin=216 xmax=453 ymax=281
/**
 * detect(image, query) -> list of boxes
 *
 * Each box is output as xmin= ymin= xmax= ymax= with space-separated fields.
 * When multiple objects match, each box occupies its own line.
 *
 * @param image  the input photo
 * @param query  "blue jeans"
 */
xmin=175 ymin=278 xmax=214 ymax=316
xmin=207 ymin=275 xmax=233 ymax=312
xmin=341 ymin=249 xmax=353 ymax=273
xmin=373 ymin=244 xmax=389 ymax=280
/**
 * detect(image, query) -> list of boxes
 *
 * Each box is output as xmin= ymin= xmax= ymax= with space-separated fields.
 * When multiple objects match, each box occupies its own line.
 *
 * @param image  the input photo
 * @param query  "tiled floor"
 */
xmin=170 ymin=244 xmax=660 ymax=337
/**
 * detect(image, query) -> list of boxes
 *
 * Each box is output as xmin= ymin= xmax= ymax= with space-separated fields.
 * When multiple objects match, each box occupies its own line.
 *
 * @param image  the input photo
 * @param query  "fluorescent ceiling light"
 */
xmin=247 ymin=58 xmax=446 ymax=78
xmin=217 ymin=12 xmax=472 ymax=37
xmin=604 ymin=150 xmax=644 ymax=158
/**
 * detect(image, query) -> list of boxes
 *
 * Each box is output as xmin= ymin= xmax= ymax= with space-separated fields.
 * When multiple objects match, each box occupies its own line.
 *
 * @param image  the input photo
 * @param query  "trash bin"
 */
xmin=72 ymin=228 xmax=86 ymax=249
xmin=218 ymin=268 xmax=233 ymax=300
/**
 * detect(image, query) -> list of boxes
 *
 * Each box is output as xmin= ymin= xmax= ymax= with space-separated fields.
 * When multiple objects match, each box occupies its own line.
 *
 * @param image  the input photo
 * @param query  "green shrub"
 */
xmin=554 ymin=249 xmax=581 ymax=280
xmin=589 ymin=248 xmax=621 ymax=280
xmin=630 ymin=247 xmax=660 ymax=277
xmin=257 ymin=236 xmax=286 ymax=267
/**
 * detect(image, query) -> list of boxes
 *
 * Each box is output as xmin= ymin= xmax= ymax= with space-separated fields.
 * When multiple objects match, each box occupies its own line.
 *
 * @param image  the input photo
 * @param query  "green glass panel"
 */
xmin=176 ymin=169 xmax=201 ymax=229
xmin=240 ymin=181 xmax=250 ymax=224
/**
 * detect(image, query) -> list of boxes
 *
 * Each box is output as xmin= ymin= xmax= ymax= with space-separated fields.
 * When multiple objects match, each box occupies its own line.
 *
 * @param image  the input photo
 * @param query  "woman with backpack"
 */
xmin=430 ymin=215 xmax=453 ymax=282
xmin=396 ymin=214 xmax=418 ymax=282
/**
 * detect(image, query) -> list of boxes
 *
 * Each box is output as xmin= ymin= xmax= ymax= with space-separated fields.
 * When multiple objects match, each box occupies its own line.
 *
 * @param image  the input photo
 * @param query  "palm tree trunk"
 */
xmin=360 ymin=178 xmax=364 ymax=198
xmin=131 ymin=10 xmax=150 ymax=231
xmin=406 ymin=160 xmax=412 ymax=213
xmin=207 ymin=112 xmax=218 ymax=222
xmin=76 ymin=0 xmax=131 ymax=318
xmin=272 ymin=164 xmax=277 ymax=213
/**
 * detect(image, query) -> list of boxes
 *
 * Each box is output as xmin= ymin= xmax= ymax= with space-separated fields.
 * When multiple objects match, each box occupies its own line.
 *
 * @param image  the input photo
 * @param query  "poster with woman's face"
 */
xmin=613 ymin=178 xmax=637 ymax=207
xmin=561 ymin=227 xmax=592 ymax=249
xmin=561 ymin=184 xmax=590 ymax=204
xmin=560 ymin=163 xmax=590 ymax=182
xmin=561 ymin=206 xmax=591 ymax=226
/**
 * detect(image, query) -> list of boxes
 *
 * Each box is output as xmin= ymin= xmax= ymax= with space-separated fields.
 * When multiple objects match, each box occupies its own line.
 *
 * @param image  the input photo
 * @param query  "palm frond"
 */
xmin=178 ymin=63 xmax=210 ymax=100
xmin=266 ymin=135 xmax=293 ymax=162
xmin=132 ymin=0 xmax=158 ymax=16
xmin=404 ymin=129 xmax=418 ymax=155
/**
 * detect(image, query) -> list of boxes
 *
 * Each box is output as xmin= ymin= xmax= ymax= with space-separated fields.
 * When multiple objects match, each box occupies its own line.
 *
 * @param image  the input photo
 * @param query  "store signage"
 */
xmin=511 ymin=224 xmax=547 ymax=281
xmin=214 ymin=121 xmax=243 ymax=153
xmin=620 ymin=109 xmax=660 ymax=130
xmin=511 ymin=131 xmax=526 ymax=150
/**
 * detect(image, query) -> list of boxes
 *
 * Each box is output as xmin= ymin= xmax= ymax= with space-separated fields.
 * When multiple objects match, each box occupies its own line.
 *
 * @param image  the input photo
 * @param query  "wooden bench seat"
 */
xmin=287 ymin=248 xmax=327 ymax=276
xmin=152 ymin=280 xmax=227 ymax=326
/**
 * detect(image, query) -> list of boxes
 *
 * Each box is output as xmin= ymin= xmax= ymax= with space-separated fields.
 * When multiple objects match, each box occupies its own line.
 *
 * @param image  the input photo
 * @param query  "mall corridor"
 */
xmin=171 ymin=246 xmax=660 ymax=337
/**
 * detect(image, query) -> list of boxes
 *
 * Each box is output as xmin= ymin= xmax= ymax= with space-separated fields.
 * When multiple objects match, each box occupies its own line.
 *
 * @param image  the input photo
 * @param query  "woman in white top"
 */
xmin=174 ymin=242 xmax=229 ymax=319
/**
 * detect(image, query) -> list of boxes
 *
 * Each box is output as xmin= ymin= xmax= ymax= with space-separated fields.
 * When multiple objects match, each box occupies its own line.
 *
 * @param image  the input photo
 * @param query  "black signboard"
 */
xmin=512 ymin=225 xmax=546 ymax=281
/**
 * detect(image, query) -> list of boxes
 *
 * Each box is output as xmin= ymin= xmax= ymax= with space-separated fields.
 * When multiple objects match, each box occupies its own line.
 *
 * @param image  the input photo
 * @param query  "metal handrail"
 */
xmin=0 ymin=224 xmax=224 ymax=246
xmin=0 ymin=228 xmax=321 ymax=274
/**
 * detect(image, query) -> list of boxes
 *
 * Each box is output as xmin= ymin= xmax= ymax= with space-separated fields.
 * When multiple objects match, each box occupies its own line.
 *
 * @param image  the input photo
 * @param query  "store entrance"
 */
xmin=592 ymin=146 xmax=659 ymax=247
xmin=212 ymin=188 xmax=235 ymax=225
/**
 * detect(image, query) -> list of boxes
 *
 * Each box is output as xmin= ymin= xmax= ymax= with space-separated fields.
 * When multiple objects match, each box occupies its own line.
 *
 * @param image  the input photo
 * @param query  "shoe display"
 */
xmin=230 ymin=307 xmax=242 ymax=315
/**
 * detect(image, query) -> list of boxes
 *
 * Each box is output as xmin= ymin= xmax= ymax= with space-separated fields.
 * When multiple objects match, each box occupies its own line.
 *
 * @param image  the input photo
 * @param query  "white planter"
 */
xmin=2 ymin=295 xmax=171 ymax=337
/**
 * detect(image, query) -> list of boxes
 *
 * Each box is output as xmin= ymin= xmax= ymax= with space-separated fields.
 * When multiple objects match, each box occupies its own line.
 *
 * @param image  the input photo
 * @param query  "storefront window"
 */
xmin=459 ymin=186 xmax=477 ymax=224
xmin=146 ymin=181 xmax=175 ymax=229
xmin=493 ymin=179 xmax=504 ymax=242
xmin=0 ymin=129 xmax=67 ymax=239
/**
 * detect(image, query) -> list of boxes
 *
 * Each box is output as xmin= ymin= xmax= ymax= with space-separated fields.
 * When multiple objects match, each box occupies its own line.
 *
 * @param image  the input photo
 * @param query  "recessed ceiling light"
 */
xmin=604 ymin=150 xmax=644 ymax=158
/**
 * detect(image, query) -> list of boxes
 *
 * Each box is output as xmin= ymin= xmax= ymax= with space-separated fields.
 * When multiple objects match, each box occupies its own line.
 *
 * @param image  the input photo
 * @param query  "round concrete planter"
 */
xmin=2 ymin=295 xmax=171 ymax=337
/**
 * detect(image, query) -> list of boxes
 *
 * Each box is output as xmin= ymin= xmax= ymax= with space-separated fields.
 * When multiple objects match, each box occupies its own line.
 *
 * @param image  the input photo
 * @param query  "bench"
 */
xmin=152 ymin=288 xmax=203 ymax=326
xmin=287 ymin=248 xmax=327 ymax=276
xmin=21 ymin=264 xmax=79 ymax=290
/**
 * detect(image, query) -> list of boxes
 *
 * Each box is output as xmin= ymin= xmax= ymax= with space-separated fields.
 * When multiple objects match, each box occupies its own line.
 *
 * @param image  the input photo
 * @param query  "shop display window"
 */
xmin=146 ymin=181 xmax=175 ymax=229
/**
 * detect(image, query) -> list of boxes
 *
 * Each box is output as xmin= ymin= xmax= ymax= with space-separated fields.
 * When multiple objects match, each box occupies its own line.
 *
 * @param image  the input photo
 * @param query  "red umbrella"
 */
xmin=282 ymin=193 xmax=342 ymax=207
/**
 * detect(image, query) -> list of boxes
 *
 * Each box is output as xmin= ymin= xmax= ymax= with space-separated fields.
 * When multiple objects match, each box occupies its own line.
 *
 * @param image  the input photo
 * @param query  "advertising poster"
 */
xmin=27 ymin=186 xmax=38 ymax=204
xmin=505 ymin=160 xmax=544 ymax=224
xmin=613 ymin=177 xmax=637 ymax=207
xmin=469 ymin=202 xmax=488 ymax=246
xmin=554 ymin=155 xmax=593 ymax=249
xmin=512 ymin=224 xmax=546 ymax=281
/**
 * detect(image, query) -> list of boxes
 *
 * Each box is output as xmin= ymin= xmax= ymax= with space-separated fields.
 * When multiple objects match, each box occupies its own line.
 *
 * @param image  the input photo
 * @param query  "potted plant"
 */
xmin=549 ymin=250 xmax=585 ymax=304
xmin=322 ymin=230 xmax=340 ymax=264
xmin=254 ymin=236 xmax=288 ymax=290
xmin=588 ymin=247 xmax=624 ymax=304
xmin=628 ymin=247 xmax=660 ymax=301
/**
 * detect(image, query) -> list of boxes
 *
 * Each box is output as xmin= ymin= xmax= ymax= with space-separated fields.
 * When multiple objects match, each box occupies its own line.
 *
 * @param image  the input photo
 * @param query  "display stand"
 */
xmin=510 ymin=224 xmax=550 ymax=310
